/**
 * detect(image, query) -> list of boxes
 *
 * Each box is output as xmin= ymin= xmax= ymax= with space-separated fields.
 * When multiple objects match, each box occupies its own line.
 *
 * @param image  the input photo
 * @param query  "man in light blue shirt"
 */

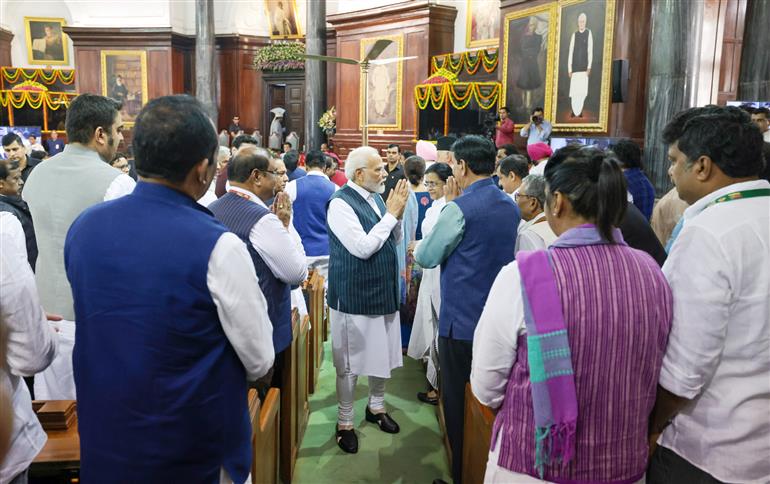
xmin=519 ymin=106 xmax=552 ymax=145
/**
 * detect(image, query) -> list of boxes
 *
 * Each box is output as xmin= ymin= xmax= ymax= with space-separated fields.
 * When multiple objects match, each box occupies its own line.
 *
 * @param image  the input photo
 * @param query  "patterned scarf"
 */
xmin=518 ymin=224 xmax=625 ymax=477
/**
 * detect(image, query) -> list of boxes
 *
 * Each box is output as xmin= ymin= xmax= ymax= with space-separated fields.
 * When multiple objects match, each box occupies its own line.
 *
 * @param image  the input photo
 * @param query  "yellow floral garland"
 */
xmin=430 ymin=49 xmax=499 ymax=76
xmin=414 ymin=82 xmax=501 ymax=111
xmin=0 ymin=90 xmax=75 ymax=110
xmin=1 ymin=67 xmax=76 ymax=86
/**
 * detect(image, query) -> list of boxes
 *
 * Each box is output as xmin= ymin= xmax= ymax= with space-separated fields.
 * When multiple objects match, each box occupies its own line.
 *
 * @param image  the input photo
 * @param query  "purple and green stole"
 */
xmin=518 ymin=249 xmax=578 ymax=477
xmin=518 ymin=223 xmax=628 ymax=477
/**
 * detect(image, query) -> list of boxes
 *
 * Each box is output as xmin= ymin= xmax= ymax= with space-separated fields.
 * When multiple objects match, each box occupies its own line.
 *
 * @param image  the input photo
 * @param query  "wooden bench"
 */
xmin=279 ymin=309 xmax=310 ymax=483
xmin=296 ymin=314 xmax=310 ymax=446
xmin=250 ymin=388 xmax=280 ymax=484
xmin=462 ymin=383 xmax=496 ymax=484
xmin=306 ymin=271 xmax=325 ymax=394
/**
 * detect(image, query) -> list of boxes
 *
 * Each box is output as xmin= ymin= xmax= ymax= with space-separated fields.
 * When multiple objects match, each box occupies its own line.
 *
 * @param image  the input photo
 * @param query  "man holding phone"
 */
xmin=519 ymin=107 xmax=552 ymax=145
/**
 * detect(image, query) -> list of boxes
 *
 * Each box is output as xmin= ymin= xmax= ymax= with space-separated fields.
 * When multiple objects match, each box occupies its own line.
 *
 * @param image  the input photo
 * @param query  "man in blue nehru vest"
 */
xmin=415 ymin=135 xmax=520 ymax=484
xmin=65 ymin=95 xmax=275 ymax=483
xmin=326 ymin=146 xmax=410 ymax=454
xmin=285 ymin=149 xmax=337 ymax=280
xmin=209 ymin=145 xmax=308 ymax=388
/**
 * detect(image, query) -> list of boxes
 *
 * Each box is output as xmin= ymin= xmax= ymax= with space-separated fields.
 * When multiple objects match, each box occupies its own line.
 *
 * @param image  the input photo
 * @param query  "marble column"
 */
xmin=737 ymin=0 xmax=770 ymax=101
xmin=195 ymin=0 xmax=218 ymax=121
xmin=642 ymin=0 xmax=723 ymax=195
xmin=304 ymin=0 xmax=327 ymax=151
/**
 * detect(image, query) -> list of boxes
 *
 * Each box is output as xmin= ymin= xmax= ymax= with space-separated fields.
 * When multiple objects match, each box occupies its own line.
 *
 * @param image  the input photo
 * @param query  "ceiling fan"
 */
xmin=301 ymin=39 xmax=416 ymax=146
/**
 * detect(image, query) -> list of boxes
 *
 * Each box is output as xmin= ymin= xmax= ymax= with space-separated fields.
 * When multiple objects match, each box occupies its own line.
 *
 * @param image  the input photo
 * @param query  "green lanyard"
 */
xmin=706 ymin=188 xmax=770 ymax=208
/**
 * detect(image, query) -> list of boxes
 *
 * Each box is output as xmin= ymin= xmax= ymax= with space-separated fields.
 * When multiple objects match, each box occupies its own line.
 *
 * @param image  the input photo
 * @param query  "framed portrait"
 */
xmin=359 ymin=34 xmax=404 ymax=131
xmin=501 ymin=4 xmax=558 ymax=127
xmin=265 ymin=0 xmax=302 ymax=39
xmin=100 ymin=50 xmax=149 ymax=126
xmin=551 ymin=0 xmax=616 ymax=132
xmin=24 ymin=17 xmax=69 ymax=65
xmin=466 ymin=0 xmax=501 ymax=49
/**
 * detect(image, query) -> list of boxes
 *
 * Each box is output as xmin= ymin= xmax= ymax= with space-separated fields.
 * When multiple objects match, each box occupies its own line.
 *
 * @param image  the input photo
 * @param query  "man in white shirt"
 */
xmin=22 ymin=93 xmax=136 ymax=400
xmin=26 ymin=135 xmax=44 ymax=155
xmin=514 ymin=174 xmax=558 ymax=253
xmin=326 ymin=146 xmax=409 ymax=454
xmin=649 ymin=105 xmax=770 ymax=483
xmin=0 ymin=212 xmax=57 ymax=484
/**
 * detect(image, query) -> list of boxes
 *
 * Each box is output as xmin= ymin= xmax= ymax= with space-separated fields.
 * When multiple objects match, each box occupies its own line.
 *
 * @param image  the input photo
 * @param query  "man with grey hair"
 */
xmin=326 ymin=146 xmax=410 ymax=454
xmin=514 ymin=174 xmax=558 ymax=253
xmin=567 ymin=12 xmax=593 ymax=118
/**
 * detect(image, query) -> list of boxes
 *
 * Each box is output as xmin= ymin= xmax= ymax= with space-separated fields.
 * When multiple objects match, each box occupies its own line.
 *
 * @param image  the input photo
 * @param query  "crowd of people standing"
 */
xmin=0 ymin=93 xmax=768 ymax=484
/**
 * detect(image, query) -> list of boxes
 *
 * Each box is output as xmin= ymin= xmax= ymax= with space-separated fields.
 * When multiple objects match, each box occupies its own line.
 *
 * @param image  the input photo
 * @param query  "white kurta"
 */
xmin=327 ymin=182 xmax=404 ymax=378
xmin=408 ymin=197 xmax=445 ymax=362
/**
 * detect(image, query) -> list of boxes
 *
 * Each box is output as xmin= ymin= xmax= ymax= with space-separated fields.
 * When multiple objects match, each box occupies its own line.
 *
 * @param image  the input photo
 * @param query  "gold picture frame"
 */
xmin=359 ymin=34 xmax=404 ymax=131
xmin=100 ymin=50 xmax=149 ymax=126
xmin=500 ymin=3 xmax=558 ymax=129
xmin=466 ymin=0 xmax=501 ymax=49
xmin=24 ymin=17 xmax=69 ymax=66
xmin=551 ymin=0 xmax=616 ymax=132
xmin=265 ymin=0 xmax=303 ymax=40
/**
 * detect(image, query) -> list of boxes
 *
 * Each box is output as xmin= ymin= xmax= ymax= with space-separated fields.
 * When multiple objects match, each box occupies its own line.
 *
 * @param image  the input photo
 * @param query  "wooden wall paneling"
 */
xmin=73 ymin=49 xmax=101 ymax=95
xmin=216 ymin=39 xmax=240 ymax=132
xmin=327 ymin=1 xmax=457 ymax=158
xmin=216 ymin=35 xmax=270 ymax=134
xmin=0 ymin=28 xmax=13 ymax=66
xmin=326 ymin=29 xmax=338 ymax=118
xmin=717 ymin=0 xmax=747 ymax=104
xmin=147 ymin=49 xmax=172 ymax=100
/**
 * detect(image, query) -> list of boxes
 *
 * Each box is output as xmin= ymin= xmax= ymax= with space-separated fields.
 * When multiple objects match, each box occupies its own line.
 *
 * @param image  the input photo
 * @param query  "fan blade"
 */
xmin=369 ymin=55 xmax=418 ymax=65
xmin=300 ymin=53 xmax=360 ymax=65
xmin=362 ymin=39 xmax=393 ymax=62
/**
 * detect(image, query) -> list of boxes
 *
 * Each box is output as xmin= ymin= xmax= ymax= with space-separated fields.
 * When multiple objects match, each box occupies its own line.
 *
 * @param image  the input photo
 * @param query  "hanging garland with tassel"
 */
xmin=414 ymin=82 xmax=501 ymax=111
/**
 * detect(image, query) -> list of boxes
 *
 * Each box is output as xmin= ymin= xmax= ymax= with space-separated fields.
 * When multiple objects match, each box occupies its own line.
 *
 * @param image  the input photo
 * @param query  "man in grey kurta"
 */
xmin=23 ymin=94 xmax=135 ymax=399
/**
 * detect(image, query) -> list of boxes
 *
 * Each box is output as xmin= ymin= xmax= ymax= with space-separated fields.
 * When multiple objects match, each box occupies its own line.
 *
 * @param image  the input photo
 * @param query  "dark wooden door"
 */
xmin=263 ymin=71 xmax=305 ymax=151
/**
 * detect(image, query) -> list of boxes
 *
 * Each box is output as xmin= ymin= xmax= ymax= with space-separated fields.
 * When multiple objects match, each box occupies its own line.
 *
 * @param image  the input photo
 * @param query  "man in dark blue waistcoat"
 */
xmin=415 ymin=135 xmax=520 ymax=484
xmin=65 ymin=95 xmax=275 ymax=483
xmin=209 ymin=146 xmax=308 ymax=389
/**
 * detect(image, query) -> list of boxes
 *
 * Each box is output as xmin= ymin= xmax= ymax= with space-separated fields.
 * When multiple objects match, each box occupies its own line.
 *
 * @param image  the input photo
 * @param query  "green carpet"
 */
xmin=294 ymin=339 xmax=451 ymax=483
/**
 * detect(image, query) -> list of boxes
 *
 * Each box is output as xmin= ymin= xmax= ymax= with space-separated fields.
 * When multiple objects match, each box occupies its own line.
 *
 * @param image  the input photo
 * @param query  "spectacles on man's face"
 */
xmin=265 ymin=169 xmax=287 ymax=177
xmin=514 ymin=192 xmax=534 ymax=202
xmin=425 ymin=181 xmax=443 ymax=188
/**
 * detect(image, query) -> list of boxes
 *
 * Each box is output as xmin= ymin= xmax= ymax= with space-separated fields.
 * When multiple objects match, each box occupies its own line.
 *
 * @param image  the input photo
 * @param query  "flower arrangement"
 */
xmin=253 ymin=41 xmax=305 ymax=71
xmin=318 ymin=106 xmax=336 ymax=133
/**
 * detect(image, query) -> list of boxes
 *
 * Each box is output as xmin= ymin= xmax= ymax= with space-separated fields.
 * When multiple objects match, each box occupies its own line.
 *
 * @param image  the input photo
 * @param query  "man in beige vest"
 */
xmin=23 ymin=93 xmax=136 ymax=399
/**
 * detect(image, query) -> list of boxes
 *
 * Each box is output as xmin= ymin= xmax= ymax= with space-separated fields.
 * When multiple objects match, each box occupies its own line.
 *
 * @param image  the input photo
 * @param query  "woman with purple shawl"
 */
xmin=471 ymin=147 xmax=672 ymax=483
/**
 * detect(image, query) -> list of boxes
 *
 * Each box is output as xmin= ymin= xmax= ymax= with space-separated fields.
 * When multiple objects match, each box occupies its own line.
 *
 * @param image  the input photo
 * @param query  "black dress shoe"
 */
xmin=365 ymin=406 xmax=400 ymax=434
xmin=335 ymin=425 xmax=358 ymax=454
xmin=417 ymin=391 xmax=438 ymax=405
xmin=432 ymin=480 xmax=448 ymax=484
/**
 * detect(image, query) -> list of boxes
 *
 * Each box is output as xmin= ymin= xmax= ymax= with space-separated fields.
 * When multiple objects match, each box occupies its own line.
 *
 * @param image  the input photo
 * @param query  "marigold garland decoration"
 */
xmin=1 ymin=67 xmax=75 ymax=85
xmin=0 ymin=90 xmax=74 ymax=110
xmin=415 ymin=82 xmax=501 ymax=111
xmin=430 ymin=49 xmax=498 ymax=75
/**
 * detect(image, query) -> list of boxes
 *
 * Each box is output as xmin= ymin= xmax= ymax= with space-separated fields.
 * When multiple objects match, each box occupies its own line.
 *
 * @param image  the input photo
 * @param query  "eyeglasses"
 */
xmin=264 ymin=169 xmax=287 ymax=177
xmin=425 ymin=181 xmax=443 ymax=188
xmin=514 ymin=192 xmax=534 ymax=202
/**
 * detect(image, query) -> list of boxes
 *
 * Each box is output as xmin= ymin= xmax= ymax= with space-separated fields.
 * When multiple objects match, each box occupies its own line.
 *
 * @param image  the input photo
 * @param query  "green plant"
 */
xmin=253 ymin=41 xmax=305 ymax=71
